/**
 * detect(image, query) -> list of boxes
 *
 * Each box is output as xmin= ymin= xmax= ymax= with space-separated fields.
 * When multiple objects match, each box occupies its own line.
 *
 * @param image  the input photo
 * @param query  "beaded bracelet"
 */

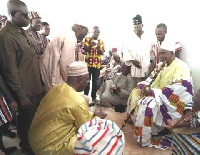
xmin=190 ymin=112 xmax=198 ymax=129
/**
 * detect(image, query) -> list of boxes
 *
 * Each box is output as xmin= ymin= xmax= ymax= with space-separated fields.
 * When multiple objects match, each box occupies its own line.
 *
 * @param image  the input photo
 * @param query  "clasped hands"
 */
xmin=94 ymin=109 xmax=107 ymax=119
xmin=110 ymin=85 xmax=121 ymax=92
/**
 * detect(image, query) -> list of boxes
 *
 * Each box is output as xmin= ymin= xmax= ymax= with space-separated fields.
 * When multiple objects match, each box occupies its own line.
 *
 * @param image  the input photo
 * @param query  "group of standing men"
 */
xmin=0 ymin=0 xmax=51 ymax=154
xmin=0 ymin=0 xmax=192 ymax=154
xmin=0 ymin=0 xmax=105 ymax=154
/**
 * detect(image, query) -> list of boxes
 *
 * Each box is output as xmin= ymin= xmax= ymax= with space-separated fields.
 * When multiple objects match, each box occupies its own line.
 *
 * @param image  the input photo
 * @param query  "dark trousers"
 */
xmin=84 ymin=67 xmax=100 ymax=99
xmin=17 ymin=94 xmax=43 ymax=148
xmin=0 ymin=123 xmax=9 ymax=150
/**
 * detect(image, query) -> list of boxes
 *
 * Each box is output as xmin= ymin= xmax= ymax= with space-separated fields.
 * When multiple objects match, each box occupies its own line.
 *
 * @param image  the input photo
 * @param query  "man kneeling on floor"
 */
xmin=28 ymin=61 xmax=107 ymax=155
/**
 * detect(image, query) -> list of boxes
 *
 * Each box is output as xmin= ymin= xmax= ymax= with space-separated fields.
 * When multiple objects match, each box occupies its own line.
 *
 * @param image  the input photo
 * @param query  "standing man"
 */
xmin=0 ymin=0 xmax=43 ymax=154
xmin=40 ymin=24 xmax=88 ymax=92
xmin=27 ymin=11 xmax=44 ymax=57
xmin=83 ymin=26 xmax=105 ymax=103
xmin=150 ymin=23 xmax=182 ymax=71
xmin=40 ymin=21 xmax=50 ymax=49
xmin=123 ymin=14 xmax=150 ymax=86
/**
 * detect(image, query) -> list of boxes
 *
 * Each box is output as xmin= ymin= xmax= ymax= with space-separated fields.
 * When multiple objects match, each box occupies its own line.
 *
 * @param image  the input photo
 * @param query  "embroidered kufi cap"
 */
xmin=0 ymin=15 xmax=7 ymax=21
xmin=133 ymin=14 xmax=142 ymax=25
xmin=67 ymin=61 xmax=88 ymax=76
xmin=29 ymin=11 xmax=41 ymax=21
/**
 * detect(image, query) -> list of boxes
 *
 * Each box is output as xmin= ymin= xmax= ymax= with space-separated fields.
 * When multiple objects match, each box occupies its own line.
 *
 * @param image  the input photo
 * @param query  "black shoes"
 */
xmin=3 ymin=130 xmax=16 ymax=138
xmin=114 ymin=105 xmax=126 ymax=113
xmin=2 ymin=146 xmax=17 ymax=155
xmin=21 ymin=146 xmax=35 ymax=155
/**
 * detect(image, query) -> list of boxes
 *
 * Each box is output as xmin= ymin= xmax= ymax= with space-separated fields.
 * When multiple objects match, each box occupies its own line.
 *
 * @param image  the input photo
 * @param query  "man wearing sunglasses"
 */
xmin=0 ymin=0 xmax=43 ymax=154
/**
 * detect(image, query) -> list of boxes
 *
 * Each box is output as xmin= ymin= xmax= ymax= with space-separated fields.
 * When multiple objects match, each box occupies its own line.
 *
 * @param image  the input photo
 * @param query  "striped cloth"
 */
xmin=74 ymin=118 xmax=124 ymax=155
xmin=0 ymin=91 xmax=12 ymax=126
xmin=172 ymin=132 xmax=200 ymax=155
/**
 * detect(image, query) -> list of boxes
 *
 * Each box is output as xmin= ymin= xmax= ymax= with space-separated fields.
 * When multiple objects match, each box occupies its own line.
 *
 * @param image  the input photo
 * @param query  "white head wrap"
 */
xmin=160 ymin=40 xmax=175 ymax=53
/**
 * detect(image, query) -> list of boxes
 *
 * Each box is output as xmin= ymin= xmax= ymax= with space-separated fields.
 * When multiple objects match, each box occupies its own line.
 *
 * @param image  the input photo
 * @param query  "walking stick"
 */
xmin=120 ymin=62 xmax=166 ymax=130
xmin=121 ymin=108 xmax=135 ymax=130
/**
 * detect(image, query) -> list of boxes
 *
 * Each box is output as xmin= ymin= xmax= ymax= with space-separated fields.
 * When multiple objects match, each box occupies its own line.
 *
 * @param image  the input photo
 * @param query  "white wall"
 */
xmin=1 ymin=0 xmax=199 ymax=92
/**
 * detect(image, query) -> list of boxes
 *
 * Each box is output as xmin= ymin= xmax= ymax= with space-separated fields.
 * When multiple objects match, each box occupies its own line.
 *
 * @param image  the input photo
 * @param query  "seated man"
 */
xmin=126 ymin=40 xmax=193 ymax=149
xmin=167 ymin=89 xmax=200 ymax=154
xmin=101 ymin=53 xmax=123 ymax=81
xmin=97 ymin=50 xmax=118 ymax=90
xmin=99 ymin=63 xmax=134 ymax=109
xmin=29 ymin=61 xmax=107 ymax=155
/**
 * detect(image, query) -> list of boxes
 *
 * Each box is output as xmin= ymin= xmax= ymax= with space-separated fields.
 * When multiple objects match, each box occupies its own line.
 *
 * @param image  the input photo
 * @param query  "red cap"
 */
xmin=112 ymin=48 xmax=117 ymax=52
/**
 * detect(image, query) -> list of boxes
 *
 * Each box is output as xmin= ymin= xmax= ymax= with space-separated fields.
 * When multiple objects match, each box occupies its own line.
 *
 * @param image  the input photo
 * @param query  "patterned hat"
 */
xmin=74 ymin=118 xmax=124 ymax=154
xmin=67 ymin=61 xmax=89 ymax=76
xmin=133 ymin=14 xmax=142 ymax=25
xmin=0 ymin=15 xmax=7 ymax=21
xmin=29 ymin=11 xmax=41 ymax=21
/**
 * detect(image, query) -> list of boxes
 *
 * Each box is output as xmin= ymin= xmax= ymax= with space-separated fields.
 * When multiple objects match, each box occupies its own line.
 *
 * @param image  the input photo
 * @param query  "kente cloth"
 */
xmin=0 ymin=91 xmax=12 ymax=126
xmin=40 ymin=34 xmax=50 ymax=49
xmin=74 ymin=118 xmax=124 ymax=155
xmin=83 ymin=37 xmax=105 ymax=69
xmin=27 ymin=28 xmax=45 ymax=55
xmin=123 ymin=33 xmax=151 ymax=78
xmin=28 ymin=83 xmax=94 ymax=155
xmin=39 ymin=30 xmax=76 ymax=92
xmin=126 ymin=58 xmax=193 ymax=148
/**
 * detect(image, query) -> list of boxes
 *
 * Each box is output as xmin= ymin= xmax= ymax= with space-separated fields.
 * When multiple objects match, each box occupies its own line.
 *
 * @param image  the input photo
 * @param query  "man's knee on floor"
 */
xmin=100 ymin=95 xmax=112 ymax=107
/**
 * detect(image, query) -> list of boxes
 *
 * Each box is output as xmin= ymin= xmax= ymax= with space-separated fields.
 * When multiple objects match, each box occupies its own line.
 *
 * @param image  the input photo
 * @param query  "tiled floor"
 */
xmin=1 ymin=105 xmax=172 ymax=155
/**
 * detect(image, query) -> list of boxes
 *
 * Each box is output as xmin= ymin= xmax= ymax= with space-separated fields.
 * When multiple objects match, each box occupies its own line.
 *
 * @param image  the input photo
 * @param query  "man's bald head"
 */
xmin=7 ymin=0 xmax=29 ymax=27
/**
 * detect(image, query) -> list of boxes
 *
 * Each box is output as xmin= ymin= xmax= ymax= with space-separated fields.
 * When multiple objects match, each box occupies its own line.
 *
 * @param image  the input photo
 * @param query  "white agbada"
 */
xmin=123 ymin=33 xmax=151 ymax=77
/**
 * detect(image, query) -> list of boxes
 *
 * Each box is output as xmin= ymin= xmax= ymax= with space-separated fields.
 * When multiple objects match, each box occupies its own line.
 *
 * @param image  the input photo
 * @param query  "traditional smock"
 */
xmin=127 ymin=58 xmax=193 ymax=149
xmin=29 ymin=83 xmax=94 ymax=155
xmin=123 ymin=33 xmax=151 ymax=78
xmin=39 ymin=30 xmax=76 ymax=92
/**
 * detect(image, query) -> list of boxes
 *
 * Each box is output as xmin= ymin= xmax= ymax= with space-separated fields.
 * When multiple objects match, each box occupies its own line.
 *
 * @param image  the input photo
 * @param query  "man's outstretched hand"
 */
xmin=94 ymin=110 xmax=107 ymax=119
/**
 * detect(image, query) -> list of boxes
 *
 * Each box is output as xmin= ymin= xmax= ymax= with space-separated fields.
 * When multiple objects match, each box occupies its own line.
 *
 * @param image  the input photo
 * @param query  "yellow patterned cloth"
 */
xmin=29 ymin=83 xmax=94 ymax=155
xmin=83 ymin=37 xmax=105 ymax=69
